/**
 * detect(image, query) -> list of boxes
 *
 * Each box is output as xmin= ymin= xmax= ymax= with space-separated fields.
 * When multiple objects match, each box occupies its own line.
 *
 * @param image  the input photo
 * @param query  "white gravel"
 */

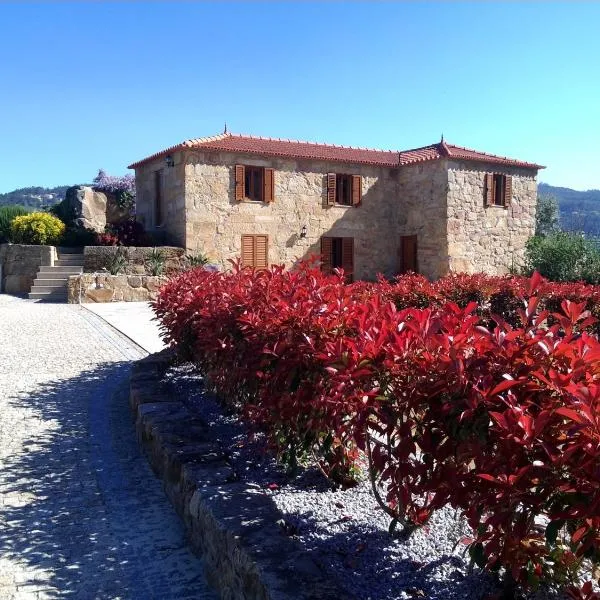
xmin=168 ymin=364 xmax=505 ymax=600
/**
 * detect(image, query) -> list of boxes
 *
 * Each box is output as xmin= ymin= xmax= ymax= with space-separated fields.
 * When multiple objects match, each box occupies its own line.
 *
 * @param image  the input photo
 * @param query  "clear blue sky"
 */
xmin=1 ymin=2 xmax=599 ymax=193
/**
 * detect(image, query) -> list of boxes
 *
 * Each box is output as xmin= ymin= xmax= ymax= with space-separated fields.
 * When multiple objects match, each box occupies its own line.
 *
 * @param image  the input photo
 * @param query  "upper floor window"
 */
xmin=154 ymin=169 xmax=164 ymax=226
xmin=485 ymin=173 xmax=513 ymax=207
xmin=327 ymin=173 xmax=362 ymax=207
xmin=235 ymin=165 xmax=274 ymax=203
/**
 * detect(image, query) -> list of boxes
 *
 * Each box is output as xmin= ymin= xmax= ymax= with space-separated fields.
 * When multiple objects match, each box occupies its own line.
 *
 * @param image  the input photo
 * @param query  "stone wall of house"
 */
xmin=182 ymin=150 xmax=401 ymax=280
xmin=0 ymin=243 xmax=55 ymax=294
xmin=83 ymin=246 xmax=185 ymax=274
xmin=397 ymin=161 xmax=449 ymax=279
xmin=134 ymin=152 xmax=186 ymax=247
xmin=67 ymin=273 xmax=167 ymax=303
xmin=446 ymin=161 xmax=538 ymax=274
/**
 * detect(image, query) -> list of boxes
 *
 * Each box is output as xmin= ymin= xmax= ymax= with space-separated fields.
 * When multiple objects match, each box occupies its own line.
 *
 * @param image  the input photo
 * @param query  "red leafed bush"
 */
xmin=95 ymin=232 xmax=119 ymax=246
xmin=154 ymin=264 xmax=600 ymax=594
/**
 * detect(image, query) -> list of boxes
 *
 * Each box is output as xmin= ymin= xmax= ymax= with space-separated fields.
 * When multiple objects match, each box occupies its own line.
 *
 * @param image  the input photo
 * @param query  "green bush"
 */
xmin=10 ymin=212 xmax=66 ymax=245
xmin=106 ymin=249 xmax=127 ymax=275
xmin=184 ymin=251 xmax=210 ymax=269
xmin=524 ymin=232 xmax=600 ymax=284
xmin=60 ymin=226 xmax=98 ymax=247
xmin=0 ymin=205 xmax=29 ymax=243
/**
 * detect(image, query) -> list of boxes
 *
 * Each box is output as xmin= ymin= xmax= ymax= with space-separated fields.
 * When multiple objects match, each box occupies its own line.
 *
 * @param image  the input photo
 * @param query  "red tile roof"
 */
xmin=128 ymin=133 xmax=544 ymax=170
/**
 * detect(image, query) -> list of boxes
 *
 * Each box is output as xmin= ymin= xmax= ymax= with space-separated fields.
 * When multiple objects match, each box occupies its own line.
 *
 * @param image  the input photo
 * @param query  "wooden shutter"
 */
xmin=320 ymin=237 xmax=333 ymax=274
xmin=351 ymin=175 xmax=362 ymax=206
xmin=326 ymin=173 xmax=336 ymax=206
xmin=484 ymin=173 xmax=494 ymax=207
xmin=341 ymin=238 xmax=354 ymax=282
xmin=504 ymin=175 xmax=513 ymax=207
xmin=263 ymin=168 xmax=274 ymax=203
xmin=255 ymin=235 xmax=268 ymax=268
xmin=235 ymin=165 xmax=245 ymax=201
xmin=241 ymin=234 xmax=254 ymax=267
xmin=400 ymin=235 xmax=418 ymax=273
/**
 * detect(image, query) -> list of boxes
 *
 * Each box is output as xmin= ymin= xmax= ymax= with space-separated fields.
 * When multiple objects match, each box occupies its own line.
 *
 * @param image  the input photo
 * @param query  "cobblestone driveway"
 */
xmin=0 ymin=296 xmax=215 ymax=600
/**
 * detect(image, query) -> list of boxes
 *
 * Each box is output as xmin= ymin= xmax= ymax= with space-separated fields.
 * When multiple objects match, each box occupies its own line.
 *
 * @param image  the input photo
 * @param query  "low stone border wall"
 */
xmin=0 ymin=243 xmax=56 ymax=294
xmin=83 ymin=246 xmax=185 ymax=275
xmin=67 ymin=273 xmax=167 ymax=303
xmin=130 ymin=352 xmax=349 ymax=600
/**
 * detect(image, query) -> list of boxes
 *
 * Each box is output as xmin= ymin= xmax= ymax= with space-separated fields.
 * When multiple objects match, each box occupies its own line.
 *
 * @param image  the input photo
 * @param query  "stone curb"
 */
xmin=130 ymin=351 xmax=354 ymax=600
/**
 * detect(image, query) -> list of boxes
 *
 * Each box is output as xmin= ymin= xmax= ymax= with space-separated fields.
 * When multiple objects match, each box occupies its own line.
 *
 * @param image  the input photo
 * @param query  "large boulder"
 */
xmin=64 ymin=186 xmax=108 ymax=232
xmin=62 ymin=186 xmax=130 ymax=232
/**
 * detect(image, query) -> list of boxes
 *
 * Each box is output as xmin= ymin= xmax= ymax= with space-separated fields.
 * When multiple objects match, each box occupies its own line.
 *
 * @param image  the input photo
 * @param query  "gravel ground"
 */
xmin=169 ymin=363 xmax=568 ymax=600
xmin=0 ymin=295 xmax=216 ymax=600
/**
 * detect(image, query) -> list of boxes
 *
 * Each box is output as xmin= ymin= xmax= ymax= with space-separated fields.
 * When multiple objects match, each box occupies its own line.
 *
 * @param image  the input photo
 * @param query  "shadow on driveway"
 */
xmin=0 ymin=362 xmax=214 ymax=599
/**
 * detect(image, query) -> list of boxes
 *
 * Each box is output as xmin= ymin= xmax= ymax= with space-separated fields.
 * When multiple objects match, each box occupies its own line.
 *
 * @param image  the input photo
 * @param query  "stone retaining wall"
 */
xmin=130 ymin=352 xmax=351 ymax=600
xmin=67 ymin=273 xmax=167 ymax=303
xmin=83 ymin=246 xmax=185 ymax=275
xmin=0 ymin=243 xmax=55 ymax=294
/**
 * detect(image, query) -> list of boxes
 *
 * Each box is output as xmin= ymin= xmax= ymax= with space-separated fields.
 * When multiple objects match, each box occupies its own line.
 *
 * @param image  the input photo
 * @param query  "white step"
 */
xmin=28 ymin=291 xmax=68 ymax=301
xmin=39 ymin=266 xmax=82 ymax=274
xmin=35 ymin=271 xmax=73 ymax=280
xmin=55 ymin=259 xmax=84 ymax=267
xmin=30 ymin=284 xmax=67 ymax=294
xmin=32 ymin=278 xmax=68 ymax=287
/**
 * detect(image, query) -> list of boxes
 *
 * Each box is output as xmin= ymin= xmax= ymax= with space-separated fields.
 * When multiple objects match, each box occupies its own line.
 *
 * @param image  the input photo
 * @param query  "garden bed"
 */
xmin=134 ymin=355 xmax=568 ymax=600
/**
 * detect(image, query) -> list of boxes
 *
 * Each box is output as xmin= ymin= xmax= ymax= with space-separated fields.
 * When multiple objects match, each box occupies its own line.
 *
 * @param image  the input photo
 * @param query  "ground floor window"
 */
xmin=241 ymin=234 xmax=268 ymax=269
xmin=320 ymin=236 xmax=354 ymax=282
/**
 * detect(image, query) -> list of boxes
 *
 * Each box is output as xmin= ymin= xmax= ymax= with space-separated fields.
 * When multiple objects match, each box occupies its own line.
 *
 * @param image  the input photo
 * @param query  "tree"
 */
xmin=535 ymin=192 xmax=561 ymax=236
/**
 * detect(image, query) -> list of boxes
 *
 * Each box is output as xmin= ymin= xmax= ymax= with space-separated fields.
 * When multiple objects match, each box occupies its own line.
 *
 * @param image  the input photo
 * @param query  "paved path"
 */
xmin=0 ymin=295 xmax=215 ymax=600
xmin=81 ymin=302 xmax=165 ymax=355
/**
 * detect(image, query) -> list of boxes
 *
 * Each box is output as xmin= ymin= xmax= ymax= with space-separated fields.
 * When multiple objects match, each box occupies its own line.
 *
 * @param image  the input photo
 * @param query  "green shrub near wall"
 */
xmin=524 ymin=232 xmax=600 ymax=284
xmin=10 ymin=212 xmax=65 ymax=245
xmin=0 ymin=205 xmax=29 ymax=243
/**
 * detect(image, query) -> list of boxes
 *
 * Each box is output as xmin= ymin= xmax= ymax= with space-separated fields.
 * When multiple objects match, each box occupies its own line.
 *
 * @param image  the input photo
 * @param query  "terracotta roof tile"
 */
xmin=127 ymin=133 xmax=544 ymax=170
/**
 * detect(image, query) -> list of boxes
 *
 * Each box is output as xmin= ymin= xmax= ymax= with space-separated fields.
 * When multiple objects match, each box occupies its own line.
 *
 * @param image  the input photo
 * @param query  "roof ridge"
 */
xmin=223 ymin=132 xmax=399 ymax=154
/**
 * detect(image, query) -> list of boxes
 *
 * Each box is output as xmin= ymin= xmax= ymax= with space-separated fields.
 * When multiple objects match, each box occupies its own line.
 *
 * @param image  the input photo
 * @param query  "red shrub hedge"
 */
xmin=153 ymin=265 xmax=600 ymax=595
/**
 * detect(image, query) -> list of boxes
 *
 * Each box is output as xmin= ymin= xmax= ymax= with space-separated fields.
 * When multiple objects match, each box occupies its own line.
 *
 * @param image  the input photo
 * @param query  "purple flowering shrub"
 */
xmin=92 ymin=170 xmax=136 ymax=211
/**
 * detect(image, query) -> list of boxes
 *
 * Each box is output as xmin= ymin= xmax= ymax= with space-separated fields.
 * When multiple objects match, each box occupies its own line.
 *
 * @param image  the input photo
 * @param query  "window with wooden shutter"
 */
xmin=327 ymin=173 xmax=336 ymax=206
xmin=321 ymin=236 xmax=354 ymax=282
xmin=320 ymin=237 xmax=333 ymax=274
xmin=341 ymin=238 xmax=354 ymax=282
xmin=485 ymin=174 xmax=494 ymax=207
xmin=263 ymin=168 xmax=274 ymax=203
xmin=241 ymin=234 xmax=269 ymax=269
xmin=351 ymin=175 xmax=362 ymax=206
xmin=235 ymin=165 xmax=245 ymax=201
xmin=485 ymin=173 xmax=510 ymax=207
xmin=400 ymin=235 xmax=418 ymax=274
xmin=504 ymin=176 xmax=513 ymax=206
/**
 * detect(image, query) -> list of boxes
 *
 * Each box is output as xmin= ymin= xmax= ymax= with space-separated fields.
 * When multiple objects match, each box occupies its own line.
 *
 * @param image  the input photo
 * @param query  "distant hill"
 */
xmin=539 ymin=182 xmax=600 ymax=236
xmin=0 ymin=186 xmax=72 ymax=210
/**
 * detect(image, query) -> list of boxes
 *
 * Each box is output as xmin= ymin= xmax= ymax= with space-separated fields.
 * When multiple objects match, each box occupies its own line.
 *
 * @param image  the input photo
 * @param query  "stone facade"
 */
xmin=446 ymin=161 xmax=538 ymax=274
xmin=67 ymin=273 xmax=167 ymax=303
xmin=83 ymin=246 xmax=185 ymax=275
xmin=0 ymin=243 xmax=55 ymax=294
xmin=133 ymin=149 xmax=540 ymax=280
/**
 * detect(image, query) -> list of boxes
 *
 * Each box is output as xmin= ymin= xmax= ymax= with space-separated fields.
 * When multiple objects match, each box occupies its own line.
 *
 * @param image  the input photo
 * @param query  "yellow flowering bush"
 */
xmin=10 ymin=212 xmax=65 ymax=245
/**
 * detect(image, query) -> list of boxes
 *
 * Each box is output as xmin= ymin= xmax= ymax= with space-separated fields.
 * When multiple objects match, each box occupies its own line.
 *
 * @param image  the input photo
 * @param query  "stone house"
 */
xmin=128 ymin=132 xmax=544 ymax=281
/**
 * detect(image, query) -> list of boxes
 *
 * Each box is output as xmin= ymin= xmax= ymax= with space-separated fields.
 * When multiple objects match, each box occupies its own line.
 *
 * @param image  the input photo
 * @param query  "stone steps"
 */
xmin=29 ymin=251 xmax=84 ymax=302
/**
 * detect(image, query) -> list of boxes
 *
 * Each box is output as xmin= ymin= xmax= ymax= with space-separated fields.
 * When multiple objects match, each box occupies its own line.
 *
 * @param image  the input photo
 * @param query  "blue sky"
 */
xmin=1 ymin=2 xmax=599 ymax=193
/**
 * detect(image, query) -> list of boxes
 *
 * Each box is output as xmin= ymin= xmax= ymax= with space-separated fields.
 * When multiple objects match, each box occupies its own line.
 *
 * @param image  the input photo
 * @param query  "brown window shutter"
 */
xmin=504 ymin=175 xmax=512 ymax=206
xmin=255 ymin=235 xmax=268 ymax=268
xmin=241 ymin=234 xmax=254 ymax=268
xmin=327 ymin=173 xmax=336 ymax=206
xmin=263 ymin=168 xmax=274 ymax=203
xmin=341 ymin=237 xmax=354 ymax=282
xmin=320 ymin=237 xmax=333 ymax=274
xmin=235 ymin=165 xmax=245 ymax=201
xmin=485 ymin=173 xmax=494 ymax=207
xmin=351 ymin=175 xmax=362 ymax=206
xmin=400 ymin=235 xmax=418 ymax=273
